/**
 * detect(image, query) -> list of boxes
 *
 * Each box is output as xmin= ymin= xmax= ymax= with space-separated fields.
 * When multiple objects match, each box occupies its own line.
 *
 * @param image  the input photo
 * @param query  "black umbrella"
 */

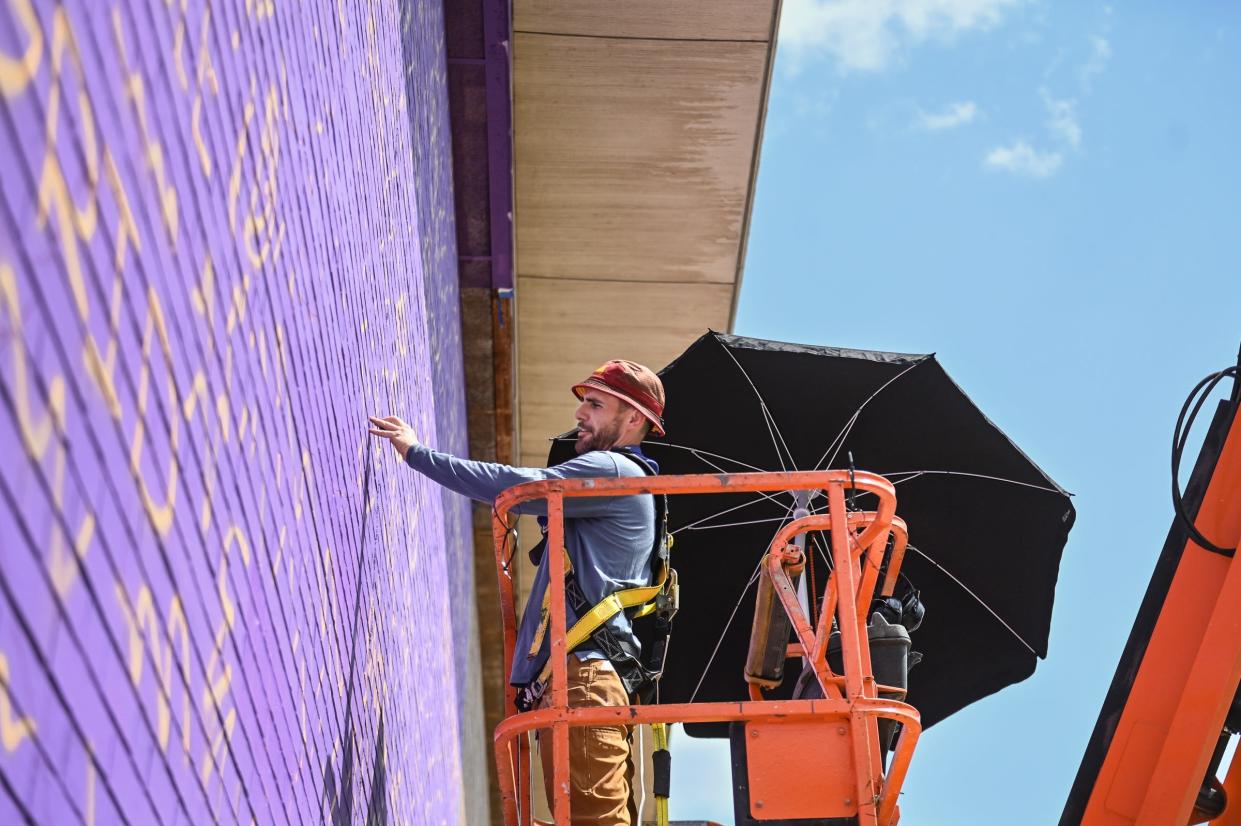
xmin=551 ymin=331 xmax=1075 ymax=734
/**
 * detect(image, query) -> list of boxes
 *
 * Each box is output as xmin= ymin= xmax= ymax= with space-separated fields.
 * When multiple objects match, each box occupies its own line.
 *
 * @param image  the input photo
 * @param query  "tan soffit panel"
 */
xmin=515 ymin=0 xmax=774 ymax=41
xmin=515 ymin=277 xmax=734 ymax=451
xmin=513 ymin=32 xmax=768 ymax=284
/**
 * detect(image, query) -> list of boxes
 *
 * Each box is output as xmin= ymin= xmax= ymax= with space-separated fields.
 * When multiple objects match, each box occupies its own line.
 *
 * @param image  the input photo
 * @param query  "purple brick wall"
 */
xmin=0 ymin=1 xmax=473 ymax=823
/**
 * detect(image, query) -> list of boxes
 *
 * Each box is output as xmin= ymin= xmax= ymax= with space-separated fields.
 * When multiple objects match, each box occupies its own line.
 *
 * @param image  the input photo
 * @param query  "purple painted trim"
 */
xmin=448 ymin=57 xmax=487 ymax=66
xmin=483 ymin=0 xmax=514 ymax=290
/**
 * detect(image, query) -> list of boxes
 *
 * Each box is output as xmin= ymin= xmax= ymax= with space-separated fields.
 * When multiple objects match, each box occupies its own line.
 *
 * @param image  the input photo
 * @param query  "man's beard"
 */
xmin=574 ymin=416 xmax=625 ymax=454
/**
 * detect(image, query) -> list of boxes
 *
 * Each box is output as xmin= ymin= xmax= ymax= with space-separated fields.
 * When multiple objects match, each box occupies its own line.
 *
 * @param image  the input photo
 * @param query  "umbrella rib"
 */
xmin=821 ymin=409 xmax=862 ymax=474
xmin=680 ymin=515 xmax=799 ymax=532
xmin=884 ymin=469 xmax=1066 ymax=495
xmin=906 ymin=543 xmax=1039 ymax=657
xmin=672 ymin=492 xmax=794 ymax=535
xmin=813 ymin=360 xmax=925 ymax=471
xmin=653 ymin=441 xmax=768 ymax=473
xmin=688 ymin=494 xmax=801 ymax=703
xmin=810 ymin=530 xmax=835 ymax=572
xmin=718 ymin=343 xmax=795 ymax=472
xmin=665 ymin=446 xmax=795 ymax=534
xmin=687 ymin=559 xmax=763 ymax=704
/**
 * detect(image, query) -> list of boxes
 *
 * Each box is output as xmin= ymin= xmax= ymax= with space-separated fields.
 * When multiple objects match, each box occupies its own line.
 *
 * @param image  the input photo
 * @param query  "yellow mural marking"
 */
xmin=182 ymin=370 xmax=217 ymax=531
xmin=129 ymin=287 xmax=180 ymax=537
xmin=2 ymin=262 xmax=97 ymax=597
xmin=246 ymin=404 xmax=259 ymax=459
xmin=191 ymin=96 xmax=211 ymax=176
xmin=103 ymin=152 xmax=141 ymax=278
xmin=1 ymin=263 xmax=66 ymax=458
xmin=115 ymin=583 xmax=192 ymax=756
xmin=48 ymin=445 xmax=96 ymax=597
xmin=0 ymin=0 xmax=43 ymax=98
xmin=191 ymin=255 xmax=217 ymax=356
xmin=171 ymin=19 xmax=189 ymax=90
xmin=318 ymin=545 xmax=333 ymax=637
xmin=33 ymin=9 xmax=137 ymax=422
xmin=257 ymin=327 xmax=269 ymax=378
xmin=200 ymin=526 xmax=253 ymax=787
xmin=393 ymin=293 xmax=409 ymax=356
xmin=38 ymin=11 xmax=98 ymax=277
xmin=218 ymin=525 xmax=252 ymax=630
xmin=191 ymin=8 xmax=219 ymax=177
xmin=0 ymin=652 xmax=36 ymax=752
xmin=245 ymin=0 xmax=275 ymax=21
xmin=227 ymin=84 xmax=256 ymax=233
xmin=112 ymin=8 xmax=180 ymax=246
xmin=244 ymin=80 xmax=287 ymax=267
xmin=216 ymin=393 xmax=232 ymax=443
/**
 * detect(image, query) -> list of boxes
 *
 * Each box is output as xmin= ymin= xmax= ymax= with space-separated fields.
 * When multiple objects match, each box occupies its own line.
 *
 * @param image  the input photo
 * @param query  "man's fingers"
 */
xmin=368 ymin=415 xmax=393 ymax=428
xmin=368 ymin=428 xmax=393 ymax=438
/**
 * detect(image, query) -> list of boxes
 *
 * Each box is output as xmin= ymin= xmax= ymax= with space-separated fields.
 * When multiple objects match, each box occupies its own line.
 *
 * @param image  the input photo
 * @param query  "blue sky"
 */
xmin=669 ymin=2 xmax=1241 ymax=823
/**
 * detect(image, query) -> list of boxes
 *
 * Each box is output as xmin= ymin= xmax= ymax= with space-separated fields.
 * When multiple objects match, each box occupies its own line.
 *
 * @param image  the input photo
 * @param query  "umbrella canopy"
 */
xmin=551 ymin=331 xmax=1075 ymax=733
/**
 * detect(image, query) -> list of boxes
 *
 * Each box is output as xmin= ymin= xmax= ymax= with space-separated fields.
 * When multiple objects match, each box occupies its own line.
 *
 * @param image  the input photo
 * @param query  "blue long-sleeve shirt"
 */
xmin=404 ymin=443 xmax=655 ymax=686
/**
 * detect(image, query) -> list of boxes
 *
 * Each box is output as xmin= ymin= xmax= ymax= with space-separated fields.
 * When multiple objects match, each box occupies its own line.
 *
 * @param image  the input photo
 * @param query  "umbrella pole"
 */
xmin=792 ymin=491 xmax=812 ymax=671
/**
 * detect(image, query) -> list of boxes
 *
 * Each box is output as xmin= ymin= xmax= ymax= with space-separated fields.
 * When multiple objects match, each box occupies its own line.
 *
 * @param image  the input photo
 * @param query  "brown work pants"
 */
xmin=538 ymin=657 xmax=637 ymax=825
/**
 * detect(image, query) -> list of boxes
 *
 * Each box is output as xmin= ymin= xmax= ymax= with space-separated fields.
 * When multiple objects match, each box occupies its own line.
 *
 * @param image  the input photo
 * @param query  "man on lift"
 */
xmin=369 ymin=360 xmax=666 ymax=825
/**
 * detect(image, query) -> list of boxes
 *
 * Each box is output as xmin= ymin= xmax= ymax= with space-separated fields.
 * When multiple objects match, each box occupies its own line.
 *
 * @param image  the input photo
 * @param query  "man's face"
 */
xmin=574 ymin=389 xmax=633 ymax=454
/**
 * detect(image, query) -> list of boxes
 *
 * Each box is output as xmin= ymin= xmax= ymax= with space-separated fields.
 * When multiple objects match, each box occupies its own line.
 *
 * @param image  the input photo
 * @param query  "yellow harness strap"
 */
xmin=527 ymin=548 xmax=575 ymax=657
xmin=528 ymin=560 xmax=671 ymax=682
xmin=526 ymin=512 xmax=675 ymax=674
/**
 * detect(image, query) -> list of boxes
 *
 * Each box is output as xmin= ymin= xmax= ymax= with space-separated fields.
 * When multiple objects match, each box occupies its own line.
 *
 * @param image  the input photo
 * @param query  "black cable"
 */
xmin=1172 ymin=355 xmax=1239 ymax=556
xmin=1233 ymin=342 xmax=1241 ymax=405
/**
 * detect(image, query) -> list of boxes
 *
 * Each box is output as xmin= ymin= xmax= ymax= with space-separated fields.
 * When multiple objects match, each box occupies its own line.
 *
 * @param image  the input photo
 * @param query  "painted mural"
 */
xmin=0 ymin=0 xmax=474 ymax=823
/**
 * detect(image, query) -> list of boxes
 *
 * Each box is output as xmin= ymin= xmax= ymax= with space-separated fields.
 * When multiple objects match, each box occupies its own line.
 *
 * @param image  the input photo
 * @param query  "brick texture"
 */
xmin=0 ymin=0 xmax=475 ymax=822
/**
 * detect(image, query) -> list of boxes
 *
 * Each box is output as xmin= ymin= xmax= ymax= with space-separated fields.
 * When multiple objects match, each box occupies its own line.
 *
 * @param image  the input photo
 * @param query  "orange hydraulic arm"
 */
xmin=1065 ymin=359 xmax=1241 ymax=826
xmin=490 ymin=470 xmax=922 ymax=826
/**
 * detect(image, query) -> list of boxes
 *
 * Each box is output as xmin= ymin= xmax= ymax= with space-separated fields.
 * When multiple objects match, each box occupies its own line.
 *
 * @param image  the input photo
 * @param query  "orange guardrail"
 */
xmin=490 ymin=470 xmax=921 ymax=825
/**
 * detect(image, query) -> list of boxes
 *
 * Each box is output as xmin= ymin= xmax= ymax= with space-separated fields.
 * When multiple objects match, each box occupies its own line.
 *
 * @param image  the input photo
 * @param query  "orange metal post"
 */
xmin=828 ymin=482 xmax=883 ymax=826
xmin=491 ymin=515 xmax=523 ymax=825
xmin=546 ymin=492 xmax=571 ymax=822
xmin=1079 ymin=404 xmax=1241 ymax=826
xmin=857 ymin=526 xmax=892 ymax=625
xmin=1135 ymin=423 xmax=1241 ymax=825
xmin=878 ymin=519 xmax=909 ymax=600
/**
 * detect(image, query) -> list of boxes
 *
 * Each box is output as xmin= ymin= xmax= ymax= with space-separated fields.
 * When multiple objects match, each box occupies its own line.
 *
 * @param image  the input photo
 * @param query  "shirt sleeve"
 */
xmin=403 ymin=443 xmax=624 ymax=517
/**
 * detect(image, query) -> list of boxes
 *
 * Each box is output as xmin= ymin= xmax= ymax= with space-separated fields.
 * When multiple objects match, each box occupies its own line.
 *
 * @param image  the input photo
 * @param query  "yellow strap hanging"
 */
xmin=652 ymin=722 xmax=670 ymax=826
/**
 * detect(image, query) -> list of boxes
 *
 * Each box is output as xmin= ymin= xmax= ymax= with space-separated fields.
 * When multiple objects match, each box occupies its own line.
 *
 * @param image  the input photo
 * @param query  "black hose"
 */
xmin=1171 ymin=350 xmax=1239 ymax=556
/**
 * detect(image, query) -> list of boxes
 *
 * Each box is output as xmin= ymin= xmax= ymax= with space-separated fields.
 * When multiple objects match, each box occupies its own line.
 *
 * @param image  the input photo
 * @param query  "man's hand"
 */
xmin=368 ymin=415 xmax=419 ymax=459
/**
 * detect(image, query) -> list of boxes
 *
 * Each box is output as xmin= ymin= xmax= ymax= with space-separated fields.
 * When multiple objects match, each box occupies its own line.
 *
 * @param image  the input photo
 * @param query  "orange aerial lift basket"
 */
xmin=490 ymin=469 xmax=924 ymax=825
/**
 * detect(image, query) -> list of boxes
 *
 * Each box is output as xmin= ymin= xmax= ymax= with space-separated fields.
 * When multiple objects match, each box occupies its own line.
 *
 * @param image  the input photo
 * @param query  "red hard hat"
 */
xmin=572 ymin=360 xmax=666 ymax=437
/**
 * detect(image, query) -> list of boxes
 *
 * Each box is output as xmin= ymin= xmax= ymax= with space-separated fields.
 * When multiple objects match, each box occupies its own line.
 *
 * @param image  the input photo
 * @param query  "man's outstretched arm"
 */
xmin=368 ymin=414 xmax=619 ymax=516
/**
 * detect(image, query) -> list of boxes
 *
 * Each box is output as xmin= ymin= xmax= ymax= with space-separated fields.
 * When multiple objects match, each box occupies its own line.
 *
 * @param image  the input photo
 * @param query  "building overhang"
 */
xmin=512 ymin=0 xmax=783 ymax=467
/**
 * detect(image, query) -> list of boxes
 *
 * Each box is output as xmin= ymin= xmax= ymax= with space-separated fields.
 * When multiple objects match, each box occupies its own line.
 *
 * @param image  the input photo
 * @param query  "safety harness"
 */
xmin=514 ymin=447 xmax=678 ymax=712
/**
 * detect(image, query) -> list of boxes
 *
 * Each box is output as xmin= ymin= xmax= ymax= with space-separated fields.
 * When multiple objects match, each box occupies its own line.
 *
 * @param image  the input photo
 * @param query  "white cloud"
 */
xmin=915 ymin=100 xmax=978 ymax=130
xmin=983 ymin=141 xmax=1063 ymax=178
xmin=1079 ymin=35 xmax=1112 ymax=91
xmin=780 ymin=0 xmax=1023 ymax=73
xmin=1041 ymin=90 xmax=1081 ymax=148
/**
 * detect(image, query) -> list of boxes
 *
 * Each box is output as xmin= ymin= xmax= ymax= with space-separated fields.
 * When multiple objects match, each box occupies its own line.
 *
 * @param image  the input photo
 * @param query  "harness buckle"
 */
xmin=656 ymin=569 xmax=680 ymax=620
